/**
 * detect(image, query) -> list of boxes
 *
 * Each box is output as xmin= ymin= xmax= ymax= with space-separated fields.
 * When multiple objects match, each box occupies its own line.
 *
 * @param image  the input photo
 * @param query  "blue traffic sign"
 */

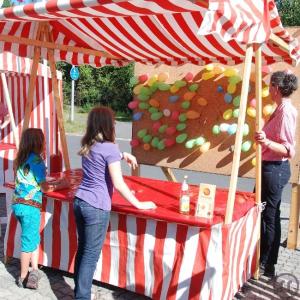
xmin=70 ymin=66 xmax=80 ymax=81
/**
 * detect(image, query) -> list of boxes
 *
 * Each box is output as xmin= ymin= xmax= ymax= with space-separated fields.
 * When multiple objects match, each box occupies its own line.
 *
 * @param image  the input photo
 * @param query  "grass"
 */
xmin=63 ymin=106 xmax=131 ymax=134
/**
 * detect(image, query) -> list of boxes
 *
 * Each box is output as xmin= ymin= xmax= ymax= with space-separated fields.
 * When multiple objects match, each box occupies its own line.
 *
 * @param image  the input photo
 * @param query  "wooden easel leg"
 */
xmin=23 ymin=23 xmax=44 ymax=132
xmin=254 ymin=45 xmax=262 ymax=280
xmin=161 ymin=167 xmax=177 ymax=182
xmin=225 ymin=44 xmax=253 ymax=225
xmin=44 ymin=24 xmax=71 ymax=170
xmin=287 ymin=184 xmax=300 ymax=249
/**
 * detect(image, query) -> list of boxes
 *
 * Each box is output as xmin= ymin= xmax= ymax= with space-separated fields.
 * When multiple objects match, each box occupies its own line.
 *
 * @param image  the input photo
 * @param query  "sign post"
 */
xmin=69 ymin=66 xmax=79 ymax=122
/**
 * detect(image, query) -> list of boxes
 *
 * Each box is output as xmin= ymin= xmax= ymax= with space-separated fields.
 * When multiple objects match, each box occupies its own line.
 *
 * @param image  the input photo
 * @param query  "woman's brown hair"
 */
xmin=15 ymin=128 xmax=45 ymax=170
xmin=79 ymin=106 xmax=115 ymax=156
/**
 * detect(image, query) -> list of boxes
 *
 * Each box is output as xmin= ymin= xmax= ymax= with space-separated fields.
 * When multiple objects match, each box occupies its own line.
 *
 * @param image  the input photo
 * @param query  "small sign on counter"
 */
xmin=195 ymin=183 xmax=216 ymax=219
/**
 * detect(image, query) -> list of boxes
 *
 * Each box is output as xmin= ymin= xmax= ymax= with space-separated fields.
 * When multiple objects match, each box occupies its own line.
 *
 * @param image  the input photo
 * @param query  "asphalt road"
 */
xmin=66 ymin=121 xmax=291 ymax=203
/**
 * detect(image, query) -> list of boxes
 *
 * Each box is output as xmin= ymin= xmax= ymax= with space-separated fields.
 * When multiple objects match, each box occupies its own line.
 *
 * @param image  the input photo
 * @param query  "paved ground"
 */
xmin=0 ymin=199 xmax=299 ymax=299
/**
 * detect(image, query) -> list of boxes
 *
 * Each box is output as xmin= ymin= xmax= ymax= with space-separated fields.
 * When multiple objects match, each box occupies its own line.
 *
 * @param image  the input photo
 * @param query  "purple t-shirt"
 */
xmin=75 ymin=142 xmax=122 ymax=210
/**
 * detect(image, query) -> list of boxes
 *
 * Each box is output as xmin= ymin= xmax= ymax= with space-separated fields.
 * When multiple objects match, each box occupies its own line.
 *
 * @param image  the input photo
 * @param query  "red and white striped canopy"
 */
xmin=0 ymin=0 xmax=299 ymax=67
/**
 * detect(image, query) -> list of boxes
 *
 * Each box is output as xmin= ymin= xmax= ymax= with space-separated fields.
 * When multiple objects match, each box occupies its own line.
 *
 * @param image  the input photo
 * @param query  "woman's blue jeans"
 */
xmin=260 ymin=160 xmax=290 ymax=266
xmin=73 ymin=197 xmax=110 ymax=300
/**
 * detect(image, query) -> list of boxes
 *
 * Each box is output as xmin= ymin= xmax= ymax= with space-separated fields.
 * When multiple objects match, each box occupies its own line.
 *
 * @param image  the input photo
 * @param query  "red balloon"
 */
xmin=166 ymin=127 xmax=176 ymax=135
xmin=130 ymin=139 xmax=139 ymax=147
xmin=138 ymin=74 xmax=149 ymax=83
xmin=171 ymin=111 xmax=180 ymax=121
xmin=185 ymin=72 xmax=194 ymax=81
xmin=165 ymin=138 xmax=176 ymax=147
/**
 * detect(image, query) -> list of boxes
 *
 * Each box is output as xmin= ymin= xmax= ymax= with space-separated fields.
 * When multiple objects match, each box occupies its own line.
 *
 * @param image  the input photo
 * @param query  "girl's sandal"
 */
xmin=26 ymin=270 xmax=40 ymax=289
xmin=16 ymin=277 xmax=25 ymax=288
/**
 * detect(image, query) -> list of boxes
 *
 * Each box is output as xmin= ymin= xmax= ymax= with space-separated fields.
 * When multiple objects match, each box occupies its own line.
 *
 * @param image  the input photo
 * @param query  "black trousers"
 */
xmin=260 ymin=160 xmax=290 ymax=266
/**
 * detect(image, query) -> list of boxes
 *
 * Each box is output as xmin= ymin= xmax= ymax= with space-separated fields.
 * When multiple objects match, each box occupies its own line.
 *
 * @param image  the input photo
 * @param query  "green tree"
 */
xmin=277 ymin=0 xmax=300 ymax=26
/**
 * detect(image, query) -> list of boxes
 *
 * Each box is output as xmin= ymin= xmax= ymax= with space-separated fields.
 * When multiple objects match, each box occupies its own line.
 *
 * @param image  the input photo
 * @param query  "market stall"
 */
xmin=1 ymin=0 xmax=300 ymax=299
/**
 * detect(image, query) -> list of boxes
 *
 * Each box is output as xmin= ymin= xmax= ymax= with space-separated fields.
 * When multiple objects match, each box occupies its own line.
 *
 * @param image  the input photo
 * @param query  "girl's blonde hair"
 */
xmin=79 ymin=106 xmax=115 ymax=156
xmin=15 ymin=128 xmax=45 ymax=169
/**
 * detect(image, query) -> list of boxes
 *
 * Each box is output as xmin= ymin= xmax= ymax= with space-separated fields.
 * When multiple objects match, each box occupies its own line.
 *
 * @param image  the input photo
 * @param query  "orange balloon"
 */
xmin=149 ymin=98 xmax=160 ymax=108
xmin=143 ymin=144 xmax=151 ymax=151
xmin=183 ymin=92 xmax=196 ymax=101
xmin=186 ymin=110 xmax=200 ymax=119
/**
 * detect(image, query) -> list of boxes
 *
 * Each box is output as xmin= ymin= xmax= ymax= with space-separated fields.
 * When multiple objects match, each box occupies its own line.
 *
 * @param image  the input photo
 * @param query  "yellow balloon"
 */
xmin=147 ymin=75 xmax=158 ymax=86
xmin=251 ymin=157 xmax=256 ymax=166
xmin=253 ymin=143 xmax=257 ymax=150
xmin=223 ymin=109 xmax=233 ymax=120
xmin=186 ymin=110 xmax=200 ymax=119
xmin=197 ymin=97 xmax=208 ymax=106
xmin=205 ymin=64 xmax=214 ymax=71
xmin=224 ymin=68 xmax=238 ymax=77
xmin=262 ymin=86 xmax=269 ymax=98
xmin=247 ymin=107 xmax=256 ymax=118
xmin=133 ymin=84 xmax=144 ymax=95
xmin=263 ymin=104 xmax=273 ymax=116
xmin=200 ymin=142 xmax=211 ymax=153
xmin=227 ymin=83 xmax=236 ymax=94
xmin=212 ymin=66 xmax=225 ymax=74
xmin=202 ymin=72 xmax=215 ymax=80
xmin=170 ymin=85 xmax=179 ymax=93
xmin=157 ymin=72 xmax=169 ymax=82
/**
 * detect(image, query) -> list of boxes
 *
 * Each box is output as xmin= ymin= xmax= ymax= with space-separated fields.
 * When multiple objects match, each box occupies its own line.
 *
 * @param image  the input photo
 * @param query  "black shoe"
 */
xmin=16 ymin=277 xmax=25 ymax=288
xmin=263 ymin=264 xmax=275 ymax=277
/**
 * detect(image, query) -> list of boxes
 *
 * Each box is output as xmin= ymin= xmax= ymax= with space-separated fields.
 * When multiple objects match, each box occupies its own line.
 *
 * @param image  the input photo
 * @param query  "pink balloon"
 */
xmin=166 ymin=127 xmax=176 ymax=135
xmin=262 ymin=66 xmax=272 ymax=75
xmin=171 ymin=111 xmax=180 ymax=121
xmin=249 ymin=98 xmax=256 ymax=108
xmin=165 ymin=138 xmax=176 ymax=147
xmin=185 ymin=72 xmax=194 ymax=82
xmin=128 ymin=100 xmax=139 ymax=110
xmin=138 ymin=74 xmax=148 ymax=83
xmin=152 ymin=121 xmax=161 ymax=133
xmin=130 ymin=139 xmax=139 ymax=147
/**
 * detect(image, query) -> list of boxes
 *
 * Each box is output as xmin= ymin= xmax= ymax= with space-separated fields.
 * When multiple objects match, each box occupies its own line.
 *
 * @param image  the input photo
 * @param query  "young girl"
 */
xmin=12 ymin=128 xmax=69 ymax=289
xmin=74 ymin=106 xmax=156 ymax=300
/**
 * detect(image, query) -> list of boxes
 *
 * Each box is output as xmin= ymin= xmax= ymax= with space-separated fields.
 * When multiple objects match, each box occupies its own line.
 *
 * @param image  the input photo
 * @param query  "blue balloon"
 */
xmin=224 ymin=93 xmax=233 ymax=104
xmin=132 ymin=112 xmax=143 ymax=121
xmin=169 ymin=95 xmax=179 ymax=103
xmin=217 ymin=85 xmax=224 ymax=93
xmin=227 ymin=123 xmax=237 ymax=135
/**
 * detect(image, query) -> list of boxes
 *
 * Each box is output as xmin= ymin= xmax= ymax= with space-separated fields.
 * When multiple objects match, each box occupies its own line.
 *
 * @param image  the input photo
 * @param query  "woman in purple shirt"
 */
xmin=73 ymin=106 xmax=156 ymax=300
xmin=255 ymin=71 xmax=298 ymax=277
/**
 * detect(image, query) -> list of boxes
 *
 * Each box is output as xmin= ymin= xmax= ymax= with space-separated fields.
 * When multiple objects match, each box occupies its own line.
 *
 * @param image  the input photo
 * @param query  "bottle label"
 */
xmin=180 ymin=195 xmax=190 ymax=213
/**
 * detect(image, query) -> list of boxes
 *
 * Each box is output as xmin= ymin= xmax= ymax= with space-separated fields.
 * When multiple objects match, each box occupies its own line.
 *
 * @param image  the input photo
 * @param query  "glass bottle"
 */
xmin=180 ymin=175 xmax=190 ymax=214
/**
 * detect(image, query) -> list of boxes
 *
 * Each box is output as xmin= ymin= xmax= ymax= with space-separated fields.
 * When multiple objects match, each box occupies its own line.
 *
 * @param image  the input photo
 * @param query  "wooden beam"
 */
xmin=131 ymin=164 xmax=140 ymax=177
xmin=44 ymin=24 xmax=71 ymax=170
xmin=161 ymin=167 xmax=177 ymax=182
xmin=287 ymin=184 xmax=300 ymax=249
xmin=253 ymin=44 xmax=262 ymax=280
xmin=269 ymin=33 xmax=290 ymax=53
xmin=225 ymin=45 xmax=254 ymax=225
xmin=0 ymin=34 xmax=121 ymax=60
xmin=0 ymin=73 xmax=19 ymax=147
xmin=23 ymin=23 xmax=44 ymax=132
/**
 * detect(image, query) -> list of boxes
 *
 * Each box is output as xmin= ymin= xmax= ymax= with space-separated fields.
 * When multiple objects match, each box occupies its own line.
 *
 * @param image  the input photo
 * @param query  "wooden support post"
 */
xmin=161 ymin=167 xmax=177 ymax=182
xmin=0 ymin=73 xmax=19 ymax=146
xmin=23 ymin=23 xmax=44 ymax=131
xmin=44 ymin=24 xmax=70 ymax=170
xmin=225 ymin=45 xmax=253 ymax=224
xmin=287 ymin=184 xmax=300 ymax=249
xmin=254 ymin=45 xmax=262 ymax=280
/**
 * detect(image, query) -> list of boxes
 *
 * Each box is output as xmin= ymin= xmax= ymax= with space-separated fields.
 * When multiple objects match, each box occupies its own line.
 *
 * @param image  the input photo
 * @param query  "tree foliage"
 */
xmin=56 ymin=62 xmax=134 ymax=115
xmin=276 ymin=0 xmax=300 ymax=26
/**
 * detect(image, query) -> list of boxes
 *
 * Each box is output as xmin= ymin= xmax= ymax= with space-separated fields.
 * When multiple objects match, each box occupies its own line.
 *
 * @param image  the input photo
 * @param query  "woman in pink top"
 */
xmin=255 ymin=71 xmax=298 ymax=277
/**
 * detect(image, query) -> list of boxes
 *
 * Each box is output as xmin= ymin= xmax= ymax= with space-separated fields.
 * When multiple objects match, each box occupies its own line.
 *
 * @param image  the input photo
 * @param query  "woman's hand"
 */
xmin=136 ymin=201 xmax=157 ymax=210
xmin=122 ymin=152 xmax=138 ymax=169
xmin=255 ymin=131 xmax=269 ymax=145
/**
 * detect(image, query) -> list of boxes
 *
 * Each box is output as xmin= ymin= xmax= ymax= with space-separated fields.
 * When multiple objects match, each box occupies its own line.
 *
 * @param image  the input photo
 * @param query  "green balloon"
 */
xmin=233 ymin=96 xmax=241 ymax=107
xmin=174 ymin=80 xmax=187 ymax=88
xmin=176 ymin=133 xmax=188 ymax=144
xmin=149 ymin=82 xmax=158 ymax=93
xmin=151 ymin=112 xmax=163 ymax=121
xmin=138 ymin=94 xmax=150 ymax=101
xmin=189 ymin=83 xmax=199 ymax=92
xmin=195 ymin=136 xmax=206 ymax=146
xmin=139 ymin=102 xmax=149 ymax=110
xmin=143 ymin=134 xmax=152 ymax=143
xmin=181 ymin=101 xmax=190 ymax=109
xmin=229 ymin=76 xmax=242 ymax=85
xmin=179 ymin=113 xmax=187 ymax=122
xmin=212 ymin=125 xmax=220 ymax=135
xmin=185 ymin=139 xmax=196 ymax=149
xmin=140 ymin=86 xmax=152 ymax=96
xmin=233 ymin=108 xmax=239 ymax=118
xmin=157 ymin=140 xmax=165 ymax=150
xmin=151 ymin=137 xmax=159 ymax=147
xmin=158 ymin=83 xmax=171 ymax=91
xmin=137 ymin=129 xmax=147 ymax=139
xmin=159 ymin=125 xmax=168 ymax=133
xmin=176 ymin=123 xmax=186 ymax=131
xmin=148 ymin=107 xmax=158 ymax=114
xmin=241 ymin=140 xmax=252 ymax=152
